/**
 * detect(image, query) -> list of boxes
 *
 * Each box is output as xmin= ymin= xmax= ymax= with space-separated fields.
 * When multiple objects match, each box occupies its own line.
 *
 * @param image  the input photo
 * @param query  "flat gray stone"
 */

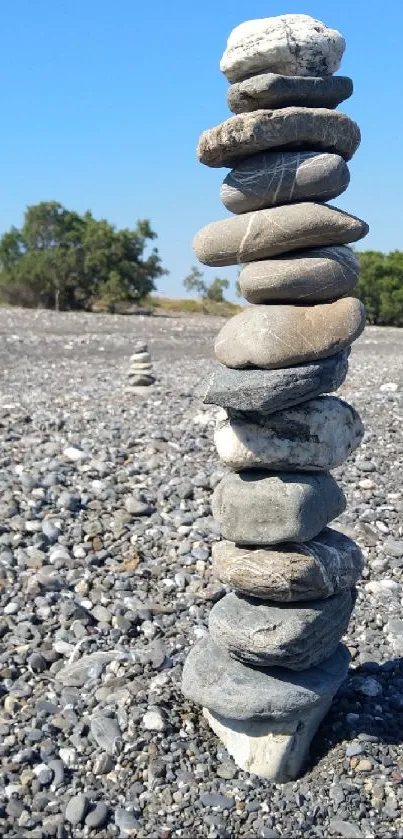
xmin=197 ymin=108 xmax=360 ymax=168
xmin=227 ymin=73 xmax=353 ymax=113
xmin=221 ymin=152 xmax=349 ymax=214
xmin=199 ymin=351 xmax=349 ymax=414
xmin=209 ymin=590 xmax=353 ymax=669
xmin=182 ymin=634 xmax=350 ymax=720
xmin=220 ymin=15 xmax=345 ymax=82
xmin=213 ymin=528 xmax=363 ymax=601
xmin=214 ymin=298 xmax=365 ymax=370
xmin=193 ymin=203 xmax=368 ymax=266
xmin=214 ymin=396 xmax=364 ymax=471
xmin=212 ymin=470 xmax=345 ymax=545
xmin=90 ymin=715 xmax=122 ymax=755
xmin=55 ymin=651 xmax=126 ymax=687
xmin=239 ymin=246 xmax=358 ymax=303
xmin=126 ymin=374 xmax=155 ymax=386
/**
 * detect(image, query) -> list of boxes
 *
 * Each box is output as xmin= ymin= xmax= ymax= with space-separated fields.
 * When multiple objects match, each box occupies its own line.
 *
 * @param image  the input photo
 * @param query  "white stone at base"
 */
xmin=203 ymin=700 xmax=332 ymax=782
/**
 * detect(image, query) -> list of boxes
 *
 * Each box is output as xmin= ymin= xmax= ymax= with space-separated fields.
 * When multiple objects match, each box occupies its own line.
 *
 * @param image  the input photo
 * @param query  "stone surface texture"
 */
xmin=239 ymin=246 xmax=359 ymax=303
xmin=203 ymin=704 xmax=334 ymax=782
xmin=193 ymin=203 xmax=368 ymax=266
xmin=209 ymin=590 xmax=353 ymax=669
xmin=227 ymin=72 xmax=353 ymax=113
xmin=197 ymin=108 xmax=360 ymax=168
xmin=214 ymin=396 xmax=364 ymax=471
xmin=212 ymin=529 xmax=364 ymax=601
xmin=182 ymin=635 xmax=351 ymax=720
xmin=221 ymin=151 xmax=350 ymax=214
xmin=212 ymin=470 xmax=346 ymax=545
xmin=214 ymin=298 xmax=365 ymax=370
xmin=220 ymin=14 xmax=345 ymax=82
xmin=199 ymin=351 xmax=350 ymax=414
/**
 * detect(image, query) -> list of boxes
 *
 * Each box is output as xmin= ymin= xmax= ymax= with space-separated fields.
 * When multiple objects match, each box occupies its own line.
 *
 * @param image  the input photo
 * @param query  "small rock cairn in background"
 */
xmin=125 ymin=341 xmax=155 ymax=394
xmin=182 ymin=13 xmax=369 ymax=782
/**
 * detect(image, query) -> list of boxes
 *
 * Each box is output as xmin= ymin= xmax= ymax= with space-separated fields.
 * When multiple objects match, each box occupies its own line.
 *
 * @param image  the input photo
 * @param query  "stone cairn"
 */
xmin=125 ymin=341 xmax=155 ymax=394
xmin=182 ymin=14 xmax=369 ymax=782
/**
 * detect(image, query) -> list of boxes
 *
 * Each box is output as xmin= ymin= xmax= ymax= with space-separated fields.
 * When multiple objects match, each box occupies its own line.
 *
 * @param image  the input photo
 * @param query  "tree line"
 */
xmin=0 ymin=201 xmax=167 ymax=312
xmin=0 ymin=202 xmax=402 ymax=325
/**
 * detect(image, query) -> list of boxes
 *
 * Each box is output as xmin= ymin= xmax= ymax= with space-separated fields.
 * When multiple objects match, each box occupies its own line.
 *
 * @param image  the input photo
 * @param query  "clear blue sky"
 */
xmin=0 ymin=0 xmax=401 ymax=299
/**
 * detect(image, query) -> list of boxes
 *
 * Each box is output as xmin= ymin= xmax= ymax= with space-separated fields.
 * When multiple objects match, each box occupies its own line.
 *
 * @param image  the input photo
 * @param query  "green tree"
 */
xmin=356 ymin=250 xmax=403 ymax=326
xmin=0 ymin=202 xmax=167 ymax=311
xmin=183 ymin=266 xmax=229 ymax=302
xmin=206 ymin=277 xmax=229 ymax=302
xmin=183 ymin=265 xmax=207 ymax=298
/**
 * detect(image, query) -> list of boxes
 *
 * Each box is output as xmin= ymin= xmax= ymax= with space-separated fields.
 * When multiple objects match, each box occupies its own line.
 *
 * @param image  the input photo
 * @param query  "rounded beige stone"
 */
xmin=214 ymin=298 xmax=365 ymax=370
xmin=193 ymin=203 xmax=368 ymax=267
xmin=212 ymin=529 xmax=364 ymax=601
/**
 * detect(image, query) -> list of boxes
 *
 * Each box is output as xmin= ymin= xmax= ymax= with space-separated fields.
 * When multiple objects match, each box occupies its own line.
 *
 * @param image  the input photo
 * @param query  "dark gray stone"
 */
xmin=239 ymin=246 xmax=359 ymax=303
xmin=221 ymin=152 xmax=349 ymax=214
xmin=197 ymin=108 xmax=360 ymax=168
xmin=181 ymin=635 xmax=350 ymax=720
xmin=212 ymin=471 xmax=346 ymax=545
xmin=85 ymin=802 xmax=109 ymax=829
xmin=199 ymin=351 xmax=349 ymax=414
xmin=209 ymin=590 xmax=353 ymax=669
xmin=227 ymin=73 xmax=353 ymax=113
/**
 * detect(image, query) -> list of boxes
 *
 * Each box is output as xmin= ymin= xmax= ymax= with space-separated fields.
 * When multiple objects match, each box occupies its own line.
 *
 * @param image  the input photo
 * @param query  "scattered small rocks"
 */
xmin=0 ymin=306 xmax=401 ymax=837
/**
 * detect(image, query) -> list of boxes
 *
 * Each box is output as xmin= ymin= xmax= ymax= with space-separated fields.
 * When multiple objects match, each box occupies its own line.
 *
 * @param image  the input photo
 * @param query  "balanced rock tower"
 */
xmin=125 ymin=341 xmax=155 ymax=394
xmin=182 ymin=14 xmax=369 ymax=782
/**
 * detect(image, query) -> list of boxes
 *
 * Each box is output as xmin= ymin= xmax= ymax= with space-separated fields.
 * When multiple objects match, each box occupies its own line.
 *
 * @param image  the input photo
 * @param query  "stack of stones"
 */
xmin=182 ymin=14 xmax=369 ymax=782
xmin=125 ymin=341 xmax=155 ymax=394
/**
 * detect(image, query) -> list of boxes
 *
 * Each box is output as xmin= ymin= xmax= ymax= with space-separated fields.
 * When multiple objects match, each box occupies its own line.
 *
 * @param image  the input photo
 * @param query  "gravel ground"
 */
xmin=0 ymin=307 xmax=402 ymax=839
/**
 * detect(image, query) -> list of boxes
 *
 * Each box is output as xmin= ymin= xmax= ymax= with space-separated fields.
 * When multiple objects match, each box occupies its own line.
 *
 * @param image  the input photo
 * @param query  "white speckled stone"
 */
xmin=214 ymin=396 xmax=364 ymax=471
xmin=220 ymin=14 xmax=345 ymax=82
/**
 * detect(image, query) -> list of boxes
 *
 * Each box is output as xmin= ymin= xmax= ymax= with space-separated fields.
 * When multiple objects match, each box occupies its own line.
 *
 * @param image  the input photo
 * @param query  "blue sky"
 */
xmin=0 ymin=0 xmax=401 ymax=299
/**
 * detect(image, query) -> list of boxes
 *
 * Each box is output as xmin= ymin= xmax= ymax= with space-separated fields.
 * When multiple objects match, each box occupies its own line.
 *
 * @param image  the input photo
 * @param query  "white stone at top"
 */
xmin=220 ymin=14 xmax=345 ymax=82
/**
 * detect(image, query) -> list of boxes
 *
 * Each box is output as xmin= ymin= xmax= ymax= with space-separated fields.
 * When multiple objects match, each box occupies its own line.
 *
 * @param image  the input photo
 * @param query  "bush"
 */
xmin=0 ymin=202 xmax=167 ymax=311
xmin=356 ymin=250 xmax=403 ymax=326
